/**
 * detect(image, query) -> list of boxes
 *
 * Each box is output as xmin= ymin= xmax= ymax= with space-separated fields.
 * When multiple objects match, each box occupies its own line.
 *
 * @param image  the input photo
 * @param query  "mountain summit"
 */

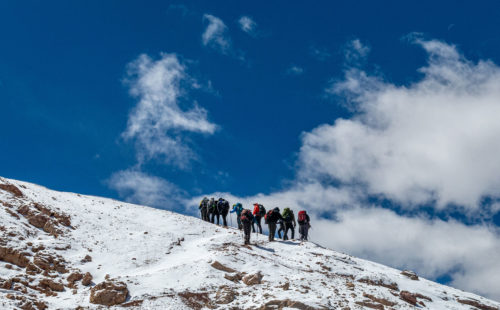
xmin=0 ymin=177 xmax=498 ymax=309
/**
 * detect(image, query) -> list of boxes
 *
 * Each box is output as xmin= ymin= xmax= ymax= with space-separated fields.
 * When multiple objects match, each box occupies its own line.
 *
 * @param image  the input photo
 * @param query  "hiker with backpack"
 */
xmin=218 ymin=198 xmax=230 ymax=226
xmin=297 ymin=210 xmax=311 ymax=241
xmin=277 ymin=217 xmax=285 ymax=239
xmin=209 ymin=198 xmax=219 ymax=225
xmin=265 ymin=207 xmax=283 ymax=242
xmin=240 ymin=209 xmax=254 ymax=245
xmin=230 ymin=203 xmax=244 ymax=230
xmin=282 ymin=207 xmax=296 ymax=240
xmin=252 ymin=203 xmax=265 ymax=234
xmin=199 ymin=197 xmax=209 ymax=222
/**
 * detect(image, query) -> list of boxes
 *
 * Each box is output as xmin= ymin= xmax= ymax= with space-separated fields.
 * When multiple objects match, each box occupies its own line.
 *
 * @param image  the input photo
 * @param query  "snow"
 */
xmin=0 ymin=176 xmax=499 ymax=309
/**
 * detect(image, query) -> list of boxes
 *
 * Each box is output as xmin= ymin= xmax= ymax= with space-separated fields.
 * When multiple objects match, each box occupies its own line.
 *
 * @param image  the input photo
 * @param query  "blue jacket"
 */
xmin=230 ymin=204 xmax=243 ymax=215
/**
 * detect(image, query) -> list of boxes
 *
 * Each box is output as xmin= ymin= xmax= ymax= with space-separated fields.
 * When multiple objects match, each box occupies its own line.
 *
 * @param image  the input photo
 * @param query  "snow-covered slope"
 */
xmin=0 ymin=177 xmax=498 ymax=310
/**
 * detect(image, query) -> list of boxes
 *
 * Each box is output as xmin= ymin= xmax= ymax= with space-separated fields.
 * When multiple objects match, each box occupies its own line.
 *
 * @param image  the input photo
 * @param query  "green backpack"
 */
xmin=282 ymin=208 xmax=292 ymax=221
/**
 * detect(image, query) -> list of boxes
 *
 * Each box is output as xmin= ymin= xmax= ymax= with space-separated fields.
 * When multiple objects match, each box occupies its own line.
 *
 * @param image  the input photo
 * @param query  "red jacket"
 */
xmin=252 ymin=204 xmax=260 ymax=216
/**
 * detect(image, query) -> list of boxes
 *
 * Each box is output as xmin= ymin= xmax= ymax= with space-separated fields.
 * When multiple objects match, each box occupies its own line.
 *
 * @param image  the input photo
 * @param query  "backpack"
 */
xmin=258 ymin=204 xmax=266 ymax=217
xmin=283 ymin=208 xmax=292 ymax=222
xmin=264 ymin=210 xmax=274 ymax=224
xmin=298 ymin=211 xmax=307 ymax=224
xmin=241 ymin=209 xmax=252 ymax=223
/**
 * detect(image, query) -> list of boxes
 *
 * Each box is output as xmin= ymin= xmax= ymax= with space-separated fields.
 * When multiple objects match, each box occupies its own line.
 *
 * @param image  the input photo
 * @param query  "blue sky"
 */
xmin=2 ymin=0 xmax=500 ymax=300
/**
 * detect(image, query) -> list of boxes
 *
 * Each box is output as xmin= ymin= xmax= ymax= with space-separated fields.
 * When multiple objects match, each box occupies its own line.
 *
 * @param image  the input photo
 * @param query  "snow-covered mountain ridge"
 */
xmin=0 ymin=176 xmax=498 ymax=309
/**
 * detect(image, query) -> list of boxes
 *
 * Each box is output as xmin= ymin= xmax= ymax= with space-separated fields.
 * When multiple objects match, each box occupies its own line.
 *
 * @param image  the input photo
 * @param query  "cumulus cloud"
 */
xmin=238 ymin=16 xmax=257 ymax=34
xmin=286 ymin=65 xmax=304 ymax=76
xmin=318 ymin=39 xmax=500 ymax=209
xmin=123 ymin=53 xmax=217 ymax=168
xmin=202 ymin=14 xmax=231 ymax=54
xmin=108 ymin=169 xmax=185 ymax=210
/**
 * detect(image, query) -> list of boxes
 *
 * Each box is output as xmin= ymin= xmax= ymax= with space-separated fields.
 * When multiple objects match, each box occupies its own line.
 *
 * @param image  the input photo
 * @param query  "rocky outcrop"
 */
xmin=178 ymin=291 xmax=212 ymax=310
xmin=39 ymin=279 xmax=64 ymax=292
xmin=224 ymin=272 xmax=243 ymax=282
xmin=0 ymin=184 xmax=23 ymax=197
xmin=90 ymin=280 xmax=129 ymax=306
xmin=67 ymin=272 xmax=83 ymax=284
xmin=215 ymin=286 xmax=237 ymax=304
xmin=400 ymin=291 xmax=417 ymax=305
xmin=401 ymin=270 xmax=419 ymax=280
xmin=457 ymin=299 xmax=498 ymax=310
xmin=260 ymin=299 xmax=326 ymax=310
xmin=211 ymin=261 xmax=236 ymax=273
xmin=242 ymin=272 xmax=263 ymax=285
xmin=82 ymin=272 xmax=93 ymax=286
xmin=0 ymin=246 xmax=30 ymax=267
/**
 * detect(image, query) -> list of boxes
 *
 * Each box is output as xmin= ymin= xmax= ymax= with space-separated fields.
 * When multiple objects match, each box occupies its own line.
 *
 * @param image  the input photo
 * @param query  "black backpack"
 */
xmin=259 ymin=204 xmax=266 ymax=217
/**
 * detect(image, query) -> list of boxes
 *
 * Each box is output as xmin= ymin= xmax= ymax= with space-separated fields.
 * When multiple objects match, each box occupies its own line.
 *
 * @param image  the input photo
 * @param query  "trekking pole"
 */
xmin=230 ymin=213 xmax=233 ymax=228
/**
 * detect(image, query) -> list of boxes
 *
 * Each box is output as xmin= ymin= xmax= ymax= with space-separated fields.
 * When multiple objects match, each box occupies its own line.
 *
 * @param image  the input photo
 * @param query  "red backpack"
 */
xmin=241 ymin=209 xmax=252 ymax=223
xmin=264 ymin=210 xmax=274 ymax=224
xmin=298 ymin=211 xmax=307 ymax=224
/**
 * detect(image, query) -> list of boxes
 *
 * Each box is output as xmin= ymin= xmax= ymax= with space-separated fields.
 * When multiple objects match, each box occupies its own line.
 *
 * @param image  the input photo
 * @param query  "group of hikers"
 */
xmin=198 ymin=197 xmax=312 ymax=245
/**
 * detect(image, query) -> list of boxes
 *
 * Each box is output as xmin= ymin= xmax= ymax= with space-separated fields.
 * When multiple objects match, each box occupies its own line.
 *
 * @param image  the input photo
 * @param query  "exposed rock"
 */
xmin=27 ymin=213 xmax=49 ymax=229
xmin=355 ymin=301 xmax=384 ymax=310
xmin=67 ymin=272 xmax=83 ymax=284
xmin=43 ymin=220 xmax=62 ymax=237
xmin=400 ymin=291 xmax=417 ymax=305
xmin=242 ymin=271 xmax=263 ymax=286
xmin=0 ymin=184 xmax=23 ymax=197
xmin=260 ymin=299 xmax=325 ymax=310
xmin=33 ymin=252 xmax=67 ymax=273
xmin=363 ymin=293 xmax=397 ymax=306
xmin=178 ymin=291 xmax=212 ymax=310
xmin=82 ymin=272 xmax=93 ymax=286
xmin=39 ymin=278 xmax=64 ymax=292
xmin=81 ymin=255 xmax=92 ymax=263
xmin=211 ymin=260 xmax=236 ymax=273
xmin=215 ymin=286 xmax=237 ymax=304
xmin=280 ymin=282 xmax=290 ymax=290
xmin=401 ymin=270 xmax=419 ymax=280
xmin=0 ymin=278 xmax=12 ymax=289
xmin=358 ymin=277 xmax=399 ymax=291
xmin=457 ymin=299 xmax=498 ymax=310
xmin=224 ymin=272 xmax=242 ymax=282
xmin=89 ymin=280 xmax=129 ymax=306
xmin=0 ymin=246 xmax=30 ymax=267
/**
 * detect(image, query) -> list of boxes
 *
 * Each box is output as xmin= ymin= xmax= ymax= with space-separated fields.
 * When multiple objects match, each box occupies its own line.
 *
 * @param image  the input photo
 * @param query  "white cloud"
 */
xmin=286 ymin=65 xmax=304 ymax=76
xmin=316 ymin=39 xmax=500 ymax=209
xmin=108 ymin=169 xmax=184 ymax=210
xmin=123 ymin=53 xmax=217 ymax=168
xmin=344 ymin=39 xmax=370 ymax=64
xmin=202 ymin=14 xmax=231 ymax=54
xmin=238 ymin=16 xmax=257 ymax=34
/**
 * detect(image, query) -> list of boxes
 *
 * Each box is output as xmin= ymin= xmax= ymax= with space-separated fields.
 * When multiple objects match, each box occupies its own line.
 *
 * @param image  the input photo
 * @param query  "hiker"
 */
xmin=218 ymin=198 xmax=230 ymax=226
xmin=230 ymin=203 xmax=244 ymax=229
xmin=240 ymin=209 xmax=254 ymax=245
xmin=209 ymin=198 xmax=219 ymax=225
xmin=198 ymin=197 xmax=209 ymax=222
xmin=277 ymin=217 xmax=285 ymax=239
xmin=265 ymin=207 xmax=283 ymax=242
xmin=282 ymin=207 xmax=296 ymax=240
xmin=252 ymin=203 xmax=265 ymax=234
xmin=297 ymin=210 xmax=311 ymax=241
